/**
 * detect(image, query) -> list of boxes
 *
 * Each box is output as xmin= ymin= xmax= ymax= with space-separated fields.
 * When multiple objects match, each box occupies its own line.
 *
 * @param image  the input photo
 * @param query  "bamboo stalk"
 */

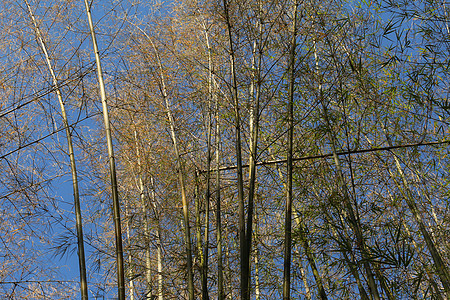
xmin=283 ymin=2 xmax=298 ymax=298
xmin=201 ymin=24 xmax=214 ymax=300
xmin=222 ymin=0 xmax=246 ymax=298
xmin=83 ymin=1 xmax=125 ymax=298
xmin=24 ymin=2 xmax=88 ymax=298
xmin=215 ymin=87 xmax=224 ymax=300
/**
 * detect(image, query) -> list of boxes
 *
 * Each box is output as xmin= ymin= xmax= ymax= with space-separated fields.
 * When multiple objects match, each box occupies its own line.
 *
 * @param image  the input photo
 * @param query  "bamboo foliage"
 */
xmin=2 ymin=0 xmax=450 ymax=298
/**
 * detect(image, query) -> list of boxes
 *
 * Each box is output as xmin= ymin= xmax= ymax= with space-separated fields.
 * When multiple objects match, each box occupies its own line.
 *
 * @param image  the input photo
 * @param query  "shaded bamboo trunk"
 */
xmin=142 ymin=184 xmax=153 ymax=298
xmin=24 ymin=2 xmax=88 ymax=298
xmin=254 ymin=249 xmax=261 ymax=300
xmin=215 ymin=92 xmax=224 ymax=300
xmin=374 ymin=263 xmax=395 ymax=300
xmin=390 ymin=193 xmax=444 ymax=300
xmin=364 ymin=133 xmax=445 ymax=299
xmin=222 ymin=1 xmax=246 ymax=299
xmin=294 ymin=210 xmax=328 ymax=300
xmin=165 ymin=80 xmax=194 ymax=300
xmin=283 ymin=2 xmax=298 ymax=299
xmin=83 ymin=1 xmax=125 ymax=298
xmin=244 ymin=5 xmax=263 ymax=297
xmin=156 ymin=224 xmax=163 ymax=300
xmin=320 ymin=101 xmax=379 ymax=299
xmin=195 ymin=169 xmax=204 ymax=291
xmin=330 ymin=226 xmax=370 ymax=300
xmin=121 ymin=21 xmax=195 ymax=297
xmin=197 ymin=24 xmax=215 ymax=300
xmin=253 ymin=207 xmax=261 ymax=300
xmin=270 ymin=148 xmax=328 ymax=299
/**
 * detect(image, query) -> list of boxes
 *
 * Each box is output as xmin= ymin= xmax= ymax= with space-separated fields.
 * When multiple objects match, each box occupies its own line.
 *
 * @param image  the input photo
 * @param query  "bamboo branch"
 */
xmin=201 ymin=140 xmax=449 ymax=173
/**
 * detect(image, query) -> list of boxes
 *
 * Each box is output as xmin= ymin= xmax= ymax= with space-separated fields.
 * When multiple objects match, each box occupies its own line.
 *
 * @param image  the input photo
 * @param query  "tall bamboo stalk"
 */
xmin=125 ymin=204 xmax=135 ymax=300
xmin=201 ymin=24 xmax=214 ymax=300
xmin=133 ymin=24 xmax=194 ymax=298
xmin=283 ymin=1 xmax=298 ymax=299
xmin=222 ymin=0 xmax=246 ymax=298
xmin=24 ymin=1 xmax=88 ymax=298
xmin=215 ymin=89 xmax=224 ymax=300
xmin=244 ymin=3 xmax=263 ymax=296
xmin=294 ymin=210 xmax=328 ymax=299
xmin=83 ymin=1 xmax=125 ymax=298
xmin=272 ymin=148 xmax=328 ymax=299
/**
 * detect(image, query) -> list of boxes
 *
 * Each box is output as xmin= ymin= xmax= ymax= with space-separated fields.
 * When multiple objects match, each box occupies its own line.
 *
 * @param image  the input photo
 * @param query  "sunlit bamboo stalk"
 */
xmin=83 ymin=1 xmax=125 ymax=298
xmin=24 ymin=1 xmax=88 ymax=298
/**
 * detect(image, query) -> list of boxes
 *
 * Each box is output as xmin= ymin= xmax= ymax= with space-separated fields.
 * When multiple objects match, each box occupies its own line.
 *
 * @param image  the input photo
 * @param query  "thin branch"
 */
xmin=204 ymin=140 xmax=450 ymax=173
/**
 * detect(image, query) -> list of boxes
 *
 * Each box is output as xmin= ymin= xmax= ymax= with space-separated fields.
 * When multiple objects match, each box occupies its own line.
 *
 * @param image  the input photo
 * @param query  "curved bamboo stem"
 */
xmin=83 ymin=1 xmax=125 ymax=298
xmin=24 ymin=1 xmax=88 ymax=298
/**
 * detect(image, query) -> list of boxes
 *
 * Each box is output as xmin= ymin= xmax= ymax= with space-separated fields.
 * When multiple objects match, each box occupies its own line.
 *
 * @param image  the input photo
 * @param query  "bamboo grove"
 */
xmin=0 ymin=0 xmax=449 ymax=299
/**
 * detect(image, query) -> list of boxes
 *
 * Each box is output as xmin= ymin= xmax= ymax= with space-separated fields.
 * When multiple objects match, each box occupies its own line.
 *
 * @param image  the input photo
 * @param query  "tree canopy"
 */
xmin=1 ymin=0 xmax=449 ymax=299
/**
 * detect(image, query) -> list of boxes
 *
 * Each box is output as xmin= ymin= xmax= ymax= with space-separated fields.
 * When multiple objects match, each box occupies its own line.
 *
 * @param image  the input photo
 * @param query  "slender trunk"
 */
xmin=388 ymin=190 xmax=443 ymax=299
xmin=201 ymin=26 xmax=214 ymax=300
xmin=125 ymin=205 xmax=135 ymax=300
xmin=168 ymin=92 xmax=194 ymax=300
xmin=244 ymin=4 xmax=263 ymax=296
xmin=225 ymin=226 xmax=233 ymax=300
xmin=270 ymin=148 xmax=327 ymax=299
xmin=253 ymin=208 xmax=261 ymax=300
xmin=395 ymin=200 xmax=444 ymax=299
xmin=338 ymin=232 xmax=370 ymax=300
xmin=83 ymin=1 xmax=125 ymax=298
xmin=215 ymin=93 xmax=224 ymax=300
xmin=366 ymin=134 xmax=446 ymax=299
xmin=222 ymin=1 xmax=246 ymax=299
xmin=254 ymin=251 xmax=260 ymax=300
xmin=143 ymin=186 xmax=152 ymax=299
xmin=25 ymin=2 xmax=88 ymax=298
xmin=283 ymin=2 xmax=298 ymax=299
xmin=294 ymin=211 xmax=328 ymax=299
xmin=133 ymin=130 xmax=153 ymax=298
xmin=321 ymin=101 xmax=379 ymax=299
xmin=201 ymin=129 xmax=212 ymax=298
xmin=150 ymin=177 xmax=164 ymax=300
xmin=374 ymin=264 xmax=394 ymax=300
xmin=195 ymin=169 xmax=204 ymax=276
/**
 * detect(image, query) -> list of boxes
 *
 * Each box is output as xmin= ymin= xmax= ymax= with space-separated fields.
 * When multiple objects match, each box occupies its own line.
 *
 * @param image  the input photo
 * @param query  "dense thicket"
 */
xmin=1 ymin=0 xmax=449 ymax=299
